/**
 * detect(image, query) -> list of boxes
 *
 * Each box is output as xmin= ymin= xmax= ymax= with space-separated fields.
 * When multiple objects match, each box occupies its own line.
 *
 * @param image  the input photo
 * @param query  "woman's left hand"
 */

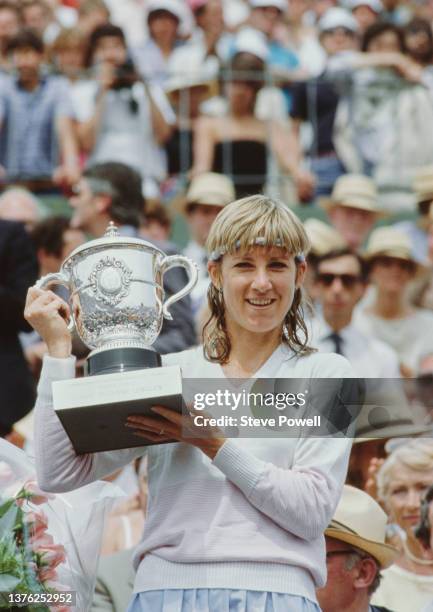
xmin=126 ymin=406 xmax=226 ymax=460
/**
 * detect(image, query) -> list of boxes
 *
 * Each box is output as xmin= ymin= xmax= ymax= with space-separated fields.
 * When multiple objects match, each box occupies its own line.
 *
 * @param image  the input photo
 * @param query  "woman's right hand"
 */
xmin=24 ymin=287 xmax=72 ymax=358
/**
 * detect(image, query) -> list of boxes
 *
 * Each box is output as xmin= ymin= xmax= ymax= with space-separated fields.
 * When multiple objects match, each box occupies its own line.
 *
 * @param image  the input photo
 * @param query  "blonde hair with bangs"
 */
xmin=203 ymin=195 xmax=313 ymax=363
xmin=377 ymin=439 xmax=433 ymax=504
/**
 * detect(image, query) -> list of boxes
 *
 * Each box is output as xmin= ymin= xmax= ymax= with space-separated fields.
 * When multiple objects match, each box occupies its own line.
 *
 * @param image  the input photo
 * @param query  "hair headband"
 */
xmin=208 ymin=237 xmax=305 ymax=263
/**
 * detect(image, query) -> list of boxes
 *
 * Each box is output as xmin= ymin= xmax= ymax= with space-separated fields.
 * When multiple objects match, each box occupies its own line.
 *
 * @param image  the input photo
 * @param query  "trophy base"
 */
xmin=52 ymin=365 xmax=183 ymax=454
xmin=87 ymin=347 xmax=162 ymax=376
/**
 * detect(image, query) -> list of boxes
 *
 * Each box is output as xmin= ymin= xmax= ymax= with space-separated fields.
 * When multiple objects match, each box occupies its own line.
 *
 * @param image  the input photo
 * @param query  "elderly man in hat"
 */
xmin=317 ymin=485 xmax=398 ymax=612
xmin=181 ymin=172 xmax=235 ymax=312
xmin=322 ymin=174 xmax=383 ymax=251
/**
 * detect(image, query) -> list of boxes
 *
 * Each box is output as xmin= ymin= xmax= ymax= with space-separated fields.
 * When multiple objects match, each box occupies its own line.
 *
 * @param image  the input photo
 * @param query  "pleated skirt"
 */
xmin=126 ymin=589 xmax=320 ymax=612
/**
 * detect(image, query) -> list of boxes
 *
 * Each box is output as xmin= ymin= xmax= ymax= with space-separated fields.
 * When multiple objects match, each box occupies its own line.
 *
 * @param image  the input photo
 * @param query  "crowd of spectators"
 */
xmin=2 ymin=1 xmax=433 ymax=611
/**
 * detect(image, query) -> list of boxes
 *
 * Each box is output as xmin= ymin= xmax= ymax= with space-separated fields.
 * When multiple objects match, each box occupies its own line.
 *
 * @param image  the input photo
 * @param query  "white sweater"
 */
xmin=34 ymin=345 xmax=353 ymax=602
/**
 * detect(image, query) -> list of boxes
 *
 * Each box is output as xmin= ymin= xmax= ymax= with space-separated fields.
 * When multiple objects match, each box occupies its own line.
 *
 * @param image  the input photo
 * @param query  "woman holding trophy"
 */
xmin=25 ymin=195 xmax=353 ymax=612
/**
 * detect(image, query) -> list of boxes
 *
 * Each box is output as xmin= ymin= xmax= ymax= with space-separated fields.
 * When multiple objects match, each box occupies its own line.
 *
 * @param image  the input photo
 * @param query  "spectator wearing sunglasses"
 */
xmin=310 ymin=247 xmax=400 ymax=377
xmin=317 ymin=484 xmax=398 ymax=612
xmin=354 ymin=227 xmax=433 ymax=375
xmin=321 ymin=174 xmax=383 ymax=251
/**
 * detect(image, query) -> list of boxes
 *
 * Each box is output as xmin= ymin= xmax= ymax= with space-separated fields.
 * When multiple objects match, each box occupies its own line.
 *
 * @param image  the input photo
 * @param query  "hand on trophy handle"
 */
xmin=24 ymin=286 xmax=73 ymax=359
xmin=159 ymin=255 xmax=198 ymax=320
xmin=35 ymin=272 xmax=75 ymax=333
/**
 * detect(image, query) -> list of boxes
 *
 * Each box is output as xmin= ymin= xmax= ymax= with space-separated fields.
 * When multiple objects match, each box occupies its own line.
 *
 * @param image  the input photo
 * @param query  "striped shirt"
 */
xmin=0 ymin=74 xmax=73 ymax=179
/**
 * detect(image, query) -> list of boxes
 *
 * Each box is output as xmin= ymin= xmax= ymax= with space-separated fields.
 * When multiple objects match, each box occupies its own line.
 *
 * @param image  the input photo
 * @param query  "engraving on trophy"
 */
xmin=89 ymin=256 xmax=132 ymax=306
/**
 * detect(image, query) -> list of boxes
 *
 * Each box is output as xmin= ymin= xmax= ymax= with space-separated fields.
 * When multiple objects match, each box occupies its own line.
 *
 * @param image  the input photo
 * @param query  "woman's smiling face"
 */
xmin=209 ymin=246 xmax=305 ymax=336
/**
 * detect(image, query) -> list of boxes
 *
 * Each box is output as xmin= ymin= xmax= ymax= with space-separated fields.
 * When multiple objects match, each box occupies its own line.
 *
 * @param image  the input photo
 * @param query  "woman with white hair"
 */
xmin=25 ymin=195 xmax=353 ymax=612
xmin=371 ymin=439 xmax=433 ymax=612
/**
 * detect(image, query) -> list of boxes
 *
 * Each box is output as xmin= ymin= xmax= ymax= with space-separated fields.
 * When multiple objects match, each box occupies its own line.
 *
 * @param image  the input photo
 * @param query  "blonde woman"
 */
xmin=25 ymin=196 xmax=353 ymax=612
xmin=372 ymin=439 xmax=433 ymax=612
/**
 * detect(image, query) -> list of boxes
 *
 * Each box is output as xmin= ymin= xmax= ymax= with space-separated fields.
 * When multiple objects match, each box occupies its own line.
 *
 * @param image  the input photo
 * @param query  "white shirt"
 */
xmin=72 ymin=79 xmax=175 ymax=196
xmin=183 ymin=240 xmax=209 ymax=314
xmin=354 ymin=307 xmax=433 ymax=372
xmin=309 ymin=316 xmax=401 ymax=378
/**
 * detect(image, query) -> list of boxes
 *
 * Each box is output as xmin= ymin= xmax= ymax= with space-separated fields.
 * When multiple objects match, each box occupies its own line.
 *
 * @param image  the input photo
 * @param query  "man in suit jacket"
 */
xmin=0 ymin=219 xmax=38 ymax=434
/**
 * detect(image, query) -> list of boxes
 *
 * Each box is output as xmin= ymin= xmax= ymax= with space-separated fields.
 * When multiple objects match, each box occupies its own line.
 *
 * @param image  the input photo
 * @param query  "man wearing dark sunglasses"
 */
xmin=310 ymin=248 xmax=400 ymax=377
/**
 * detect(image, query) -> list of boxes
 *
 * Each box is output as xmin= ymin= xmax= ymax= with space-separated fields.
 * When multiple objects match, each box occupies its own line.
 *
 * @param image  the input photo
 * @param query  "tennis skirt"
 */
xmin=126 ymin=589 xmax=320 ymax=611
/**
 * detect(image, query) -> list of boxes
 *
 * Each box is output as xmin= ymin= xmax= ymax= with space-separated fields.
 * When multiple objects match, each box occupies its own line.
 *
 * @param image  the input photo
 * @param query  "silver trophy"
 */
xmin=36 ymin=223 xmax=198 ymax=453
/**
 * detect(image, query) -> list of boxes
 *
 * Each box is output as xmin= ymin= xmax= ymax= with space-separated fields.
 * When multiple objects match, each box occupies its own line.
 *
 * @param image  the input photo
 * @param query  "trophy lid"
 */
xmin=64 ymin=222 xmax=165 ymax=262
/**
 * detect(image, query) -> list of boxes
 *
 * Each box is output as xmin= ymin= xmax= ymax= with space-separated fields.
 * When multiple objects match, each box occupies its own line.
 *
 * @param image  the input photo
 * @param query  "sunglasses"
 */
xmin=316 ymin=273 xmax=362 ymax=289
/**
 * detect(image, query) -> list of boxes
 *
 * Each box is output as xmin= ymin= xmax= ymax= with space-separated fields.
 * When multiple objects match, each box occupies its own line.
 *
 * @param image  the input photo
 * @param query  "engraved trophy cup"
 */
xmin=36 ymin=223 xmax=198 ymax=453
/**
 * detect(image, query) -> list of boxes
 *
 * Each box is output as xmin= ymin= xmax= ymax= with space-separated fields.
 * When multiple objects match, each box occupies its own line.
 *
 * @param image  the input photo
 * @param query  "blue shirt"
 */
xmin=0 ymin=73 xmax=73 ymax=179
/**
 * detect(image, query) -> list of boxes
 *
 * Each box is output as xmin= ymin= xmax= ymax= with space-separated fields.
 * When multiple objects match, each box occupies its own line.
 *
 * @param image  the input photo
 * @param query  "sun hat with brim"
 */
xmin=318 ymin=7 xmax=359 ymax=33
xmin=321 ymin=174 xmax=383 ymax=215
xmin=354 ymin=379 xmax=433 ymax=442
xmin=249 ymin=0 xmax=288 ymax=12
xmin=174 ymin=173 xmax=235 ymax=214
xmin=364 ymin=226 xmax=428 ymax=273
xmin=304 ymin=218 xmax=348 ymax=256
xmin=146 ymin=0 xmax=187 ymax=24
xmin=164 ymin=74 xmax=218 ymax=101
xmin=347 ymin=0 xmax=383 ymax=13
xmin=325 ymin=485 xmax=398 ymax=569
xmin=413 ymin=166 xmax=433 ymax=204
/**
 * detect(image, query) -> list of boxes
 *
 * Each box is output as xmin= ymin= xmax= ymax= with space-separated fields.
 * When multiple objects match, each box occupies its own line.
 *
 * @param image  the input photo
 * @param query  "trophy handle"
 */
xmin=159 ymin=255 xmax=198 ymax=321
xmin=35 ymin=272 xmax=75 ymax=332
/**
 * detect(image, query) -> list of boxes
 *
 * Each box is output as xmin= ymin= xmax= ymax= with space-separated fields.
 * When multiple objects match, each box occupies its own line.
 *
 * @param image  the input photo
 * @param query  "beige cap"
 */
xmin=165 ymin=74 xmax=218 ymax=101
xmin=413 ymin=165 xmax=433 ymax=204
xmin=304 ymin=219 xmax=347 ymax=256
xmin=326 ymin=485 xmax=398 ymax=569
xmin=364 ymin=226 xmax=414 ymax=262
xmin=321 ymin=174 xmax=382 ymax=215
xmin=176 ymin=173 xmax=235 ymax=213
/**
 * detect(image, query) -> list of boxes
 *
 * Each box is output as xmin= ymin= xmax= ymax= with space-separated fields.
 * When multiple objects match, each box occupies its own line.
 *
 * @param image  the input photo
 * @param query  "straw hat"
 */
xmin=321 ymin=174 xmax=381 ymax=215
xmin=364 ymin=226 xmax=419 ymax=263
xmin=354 ymin=376 xmax=433 ymax=443
xmin=413 ymin=166 xmax=433 ymax=205
xmin=326 ymin=485 xmax=398 ymax=569
xmin=175 ymin=173 xmax=235 ymax=214
xmin=304 ymin=219 xmax=348 ymax=257
xmin=164 ymin=73 xmax=218 ymax=101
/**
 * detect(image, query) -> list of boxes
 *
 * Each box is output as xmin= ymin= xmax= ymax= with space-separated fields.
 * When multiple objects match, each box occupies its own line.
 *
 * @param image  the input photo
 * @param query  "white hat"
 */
xmin=347 ymin=0 xmax=383 ymax=13
xmin=326 ymin=485 xmax=398 ymax=569
xmin=146 ymin=0 xmax=191 ymax=34
xmin=233 ymin=28 xmax=269 ymax=62
xmin=249 ymin=0 xmax=287 ymax=12
xmin=318 ymin=7 xmax=359 ymax=33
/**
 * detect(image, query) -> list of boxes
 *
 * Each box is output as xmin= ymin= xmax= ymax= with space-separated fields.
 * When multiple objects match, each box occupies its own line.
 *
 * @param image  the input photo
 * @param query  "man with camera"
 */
xmin=75 ymin=23 xmax=175 ymax=198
